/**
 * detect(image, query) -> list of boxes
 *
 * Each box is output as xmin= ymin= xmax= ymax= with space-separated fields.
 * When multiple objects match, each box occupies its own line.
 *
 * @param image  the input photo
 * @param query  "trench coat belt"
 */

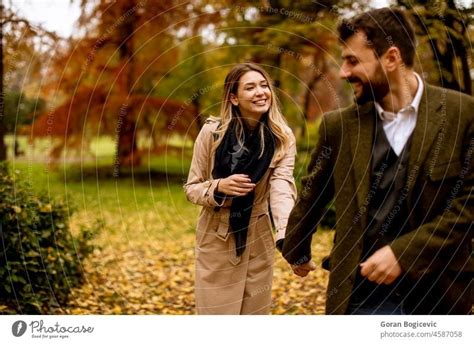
xmin=213 ymin=201 xmax=269 ymax=218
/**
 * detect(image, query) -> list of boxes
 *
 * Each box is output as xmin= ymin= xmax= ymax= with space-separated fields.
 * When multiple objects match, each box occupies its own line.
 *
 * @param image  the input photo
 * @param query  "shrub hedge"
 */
xmin=0 ymin=163 xmax=94 ymax=314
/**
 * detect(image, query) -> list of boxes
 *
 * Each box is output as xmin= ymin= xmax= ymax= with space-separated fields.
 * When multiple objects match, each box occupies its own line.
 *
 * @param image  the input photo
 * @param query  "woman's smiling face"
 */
xmin=231 ymin=70 xmax=272 ymax=121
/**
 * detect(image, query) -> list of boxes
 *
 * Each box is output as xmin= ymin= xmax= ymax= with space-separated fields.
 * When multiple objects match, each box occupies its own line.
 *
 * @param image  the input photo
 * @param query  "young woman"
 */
xmin=184 ymin=62 xmax=296 ymax=314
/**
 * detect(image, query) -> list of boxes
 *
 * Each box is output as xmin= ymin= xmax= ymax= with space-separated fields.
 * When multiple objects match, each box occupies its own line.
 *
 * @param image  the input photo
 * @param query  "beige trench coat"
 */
xmin=184 ymin=118 xmax=296 ymax=314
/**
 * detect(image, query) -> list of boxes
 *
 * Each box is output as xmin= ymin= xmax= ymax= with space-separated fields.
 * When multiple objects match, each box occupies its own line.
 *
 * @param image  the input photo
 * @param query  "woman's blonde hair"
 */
xmin=211 ymin=62 xmax=291 ymax=160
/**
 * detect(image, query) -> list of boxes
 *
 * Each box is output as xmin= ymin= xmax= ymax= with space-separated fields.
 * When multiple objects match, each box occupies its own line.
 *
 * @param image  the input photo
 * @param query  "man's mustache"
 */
xmin=346 ymin=76 xmax=362 ymax=84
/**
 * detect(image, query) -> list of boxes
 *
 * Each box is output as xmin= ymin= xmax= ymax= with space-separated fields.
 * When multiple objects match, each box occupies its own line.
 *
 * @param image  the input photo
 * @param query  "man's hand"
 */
xmin=360 ymin=245 xmax=402 ymax=285
xmin=291 ymin=260 xmax=317 ymax=277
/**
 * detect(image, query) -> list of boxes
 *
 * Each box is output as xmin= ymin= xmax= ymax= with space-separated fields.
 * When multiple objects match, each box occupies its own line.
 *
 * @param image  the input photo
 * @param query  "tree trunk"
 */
xmin=459 ymin=50 xmax=472 ymax=95
xmin=302 ymin=58 xmax=327 ymax=136
xmin=192 ymin=96 xmax=203 ymax=129
xmin=0 ymin=3 xmax=7 ymax=161
xmin=114 ymin=2 xmax=140 ymax=173
xmin=301 ymin=76 xmax=318 ymax=137
xmin=408 ymin=1 xmax=471 ymax=95
xmin=115 ymin=103 xmax=139 ymax=169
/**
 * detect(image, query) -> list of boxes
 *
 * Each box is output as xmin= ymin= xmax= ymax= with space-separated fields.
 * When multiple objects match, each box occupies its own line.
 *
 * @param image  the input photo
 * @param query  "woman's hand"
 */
xmin=291 ymin=260 xmax=317 ymax=277
xmin=217 ymin=174 xmax=256 ymax=196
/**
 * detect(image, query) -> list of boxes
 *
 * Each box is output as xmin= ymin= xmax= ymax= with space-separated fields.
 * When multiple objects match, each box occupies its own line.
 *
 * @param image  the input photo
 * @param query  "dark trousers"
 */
xmin=346 ymin=294 xmax=405 ymax=315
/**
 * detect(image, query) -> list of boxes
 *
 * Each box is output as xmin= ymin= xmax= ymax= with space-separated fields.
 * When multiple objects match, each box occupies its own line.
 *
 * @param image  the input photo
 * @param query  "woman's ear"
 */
xmin=230 ymin=93 xmax=239 ymax=106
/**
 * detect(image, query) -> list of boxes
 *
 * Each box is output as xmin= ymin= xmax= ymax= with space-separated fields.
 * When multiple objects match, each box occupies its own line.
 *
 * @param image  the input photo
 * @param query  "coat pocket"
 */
xmin=428 ymin=161 xmax=462 ymax=181
xmin=261 ymin=214 xmax=275 ymax=253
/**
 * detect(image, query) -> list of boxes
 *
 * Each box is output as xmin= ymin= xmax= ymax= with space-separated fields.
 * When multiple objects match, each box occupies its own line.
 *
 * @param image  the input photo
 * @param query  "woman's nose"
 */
xmin=255 ymin=86 xmax=264 ymax=95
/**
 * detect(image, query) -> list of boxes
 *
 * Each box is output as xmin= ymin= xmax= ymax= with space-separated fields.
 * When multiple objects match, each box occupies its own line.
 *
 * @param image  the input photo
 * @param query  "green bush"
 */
xmin=0 ymin=163 xmax=95 ymax=314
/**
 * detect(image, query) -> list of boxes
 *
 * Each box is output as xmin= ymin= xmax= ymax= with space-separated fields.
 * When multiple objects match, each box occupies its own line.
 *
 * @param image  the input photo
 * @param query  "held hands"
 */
xmin=360 ymin=245 xmax=402 ymax=285
xmin=291 ymin=260 xmax=317 ymax=277
xmin=217 ymin=174 xmax=256 ymax=196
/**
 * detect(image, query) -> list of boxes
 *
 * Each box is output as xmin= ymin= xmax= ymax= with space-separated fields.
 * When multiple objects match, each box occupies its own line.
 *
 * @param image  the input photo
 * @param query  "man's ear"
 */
xmin=230 ymin=93 xmax=239 ymax=106
xmin=382 ymin=46 xmax=402 ymax=72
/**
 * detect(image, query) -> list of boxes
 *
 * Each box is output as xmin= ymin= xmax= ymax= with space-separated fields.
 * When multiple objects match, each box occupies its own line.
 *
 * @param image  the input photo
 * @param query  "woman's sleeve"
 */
xmin=269 ymin=131 xmax=297 ymax=242
xmin=184 ymin=123 xmax=226 ymax=208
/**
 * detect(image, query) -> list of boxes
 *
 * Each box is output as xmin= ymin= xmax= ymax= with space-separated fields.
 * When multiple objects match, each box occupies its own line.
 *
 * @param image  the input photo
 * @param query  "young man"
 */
xmin=282 ymin=7 xmax=473 ymax=314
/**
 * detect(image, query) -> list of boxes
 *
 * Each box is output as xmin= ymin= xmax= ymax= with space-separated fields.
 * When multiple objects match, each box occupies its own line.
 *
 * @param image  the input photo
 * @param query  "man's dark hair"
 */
xmin=338 ymin=7 xmax=416 ymax=67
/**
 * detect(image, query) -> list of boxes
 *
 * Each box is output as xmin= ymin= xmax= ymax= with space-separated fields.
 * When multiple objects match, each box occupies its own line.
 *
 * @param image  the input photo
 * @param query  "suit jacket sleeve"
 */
xmin=390 ymin=101 xmax=474 ymax=277
xmin=282 ymin=115 xmax=336 ymax=265
xmin=184 ymin=122 xmax=226 ymax=208
xmin=270 ymin=130 xmax=297 ymax=243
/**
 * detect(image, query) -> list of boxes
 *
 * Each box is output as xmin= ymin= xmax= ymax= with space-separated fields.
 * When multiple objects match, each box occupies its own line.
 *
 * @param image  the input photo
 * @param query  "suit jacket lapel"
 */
xmin=348 ymin=84 xmax=442 ymax=228
xmin=406 ymin=84 xmax=443 ymax=206
xmin=348 ymin=102 xmax=375 ymax=230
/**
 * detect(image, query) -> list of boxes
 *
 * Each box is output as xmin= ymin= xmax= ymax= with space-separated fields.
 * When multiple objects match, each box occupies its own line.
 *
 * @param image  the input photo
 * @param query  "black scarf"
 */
xmin=212 ymin=116 xmax=275 ymax=256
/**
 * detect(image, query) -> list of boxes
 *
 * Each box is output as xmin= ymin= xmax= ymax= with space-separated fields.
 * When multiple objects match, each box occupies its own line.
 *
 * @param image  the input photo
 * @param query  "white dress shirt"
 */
xmin=374 ymin=73 xmax=424 ymax=156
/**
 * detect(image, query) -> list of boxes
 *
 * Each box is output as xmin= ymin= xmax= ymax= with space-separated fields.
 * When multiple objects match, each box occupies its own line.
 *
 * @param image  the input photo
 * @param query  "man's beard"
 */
xmin=348 ymin=64 xmax=390 ymax=105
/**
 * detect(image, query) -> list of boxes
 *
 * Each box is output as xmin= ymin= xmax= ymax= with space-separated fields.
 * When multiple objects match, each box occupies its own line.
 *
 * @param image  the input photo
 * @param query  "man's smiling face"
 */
xmin=339 ymin=32 xmax=390 ymax=104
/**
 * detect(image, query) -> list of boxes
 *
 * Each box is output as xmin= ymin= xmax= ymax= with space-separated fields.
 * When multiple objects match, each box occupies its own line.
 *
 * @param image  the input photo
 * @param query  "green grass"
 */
xmin=10 ymin=155 xmax=198 ymax=241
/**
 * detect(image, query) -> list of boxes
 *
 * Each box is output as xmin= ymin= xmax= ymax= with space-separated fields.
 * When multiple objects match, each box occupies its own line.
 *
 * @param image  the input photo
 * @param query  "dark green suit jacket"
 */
xmin=283 ymin=84 xmax=474 ymax=314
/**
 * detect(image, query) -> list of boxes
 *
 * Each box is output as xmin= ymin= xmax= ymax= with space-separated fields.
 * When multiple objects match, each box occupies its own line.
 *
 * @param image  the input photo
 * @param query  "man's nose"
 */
xmin=339 ymin=65 xmax=351 ymax=79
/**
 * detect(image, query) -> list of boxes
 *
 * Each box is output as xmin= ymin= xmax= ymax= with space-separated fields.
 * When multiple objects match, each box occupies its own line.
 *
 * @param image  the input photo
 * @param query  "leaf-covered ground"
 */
xmin=10 ymin=161 xmax=333 ymax=315
xmin=66 ymin=205 xmax=333 ymax=315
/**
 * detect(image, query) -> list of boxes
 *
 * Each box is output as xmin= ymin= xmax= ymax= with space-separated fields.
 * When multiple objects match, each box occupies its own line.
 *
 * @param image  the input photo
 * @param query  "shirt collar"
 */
xmin=375 ymin=72 xmax=424 ymax=121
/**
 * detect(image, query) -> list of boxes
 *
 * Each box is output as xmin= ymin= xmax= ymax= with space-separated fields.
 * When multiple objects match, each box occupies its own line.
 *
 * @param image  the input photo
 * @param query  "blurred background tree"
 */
xmin=30 ymin=0 xmax=212 ymax=170
xmin=6 ymin=0 xmax=472 ymax=168
xmin=398 ymin=0 xmax=473 ymax=94
xmin=212 ymin=0 xmax=373 ymax=136
xmin=0 ymin=3 xmax=54 ymax=161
